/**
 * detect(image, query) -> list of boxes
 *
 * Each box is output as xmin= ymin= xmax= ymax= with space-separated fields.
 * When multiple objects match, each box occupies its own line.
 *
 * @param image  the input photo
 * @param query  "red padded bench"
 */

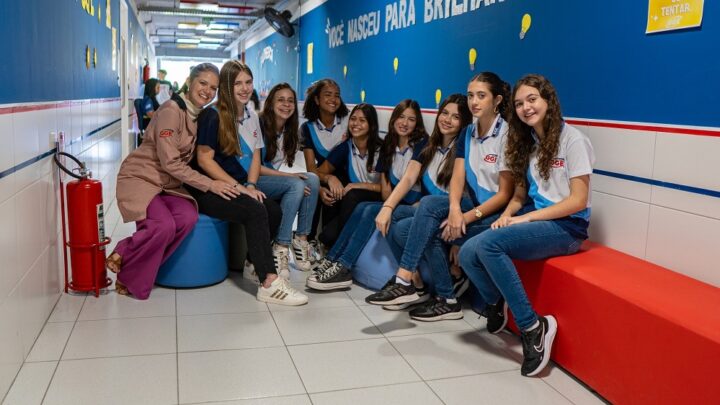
xmin=509 ymin=241 xmax=720 ymax=405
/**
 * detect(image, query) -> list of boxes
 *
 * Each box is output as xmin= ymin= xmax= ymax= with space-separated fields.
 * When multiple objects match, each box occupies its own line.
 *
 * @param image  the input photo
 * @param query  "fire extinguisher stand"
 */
xmin=55 ymin=134 xmax=112 ymax=297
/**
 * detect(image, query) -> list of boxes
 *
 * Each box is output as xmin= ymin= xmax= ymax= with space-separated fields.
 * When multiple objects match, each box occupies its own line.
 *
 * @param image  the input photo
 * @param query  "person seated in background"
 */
xmin=140 ymin=78 xmax=160 ymax=130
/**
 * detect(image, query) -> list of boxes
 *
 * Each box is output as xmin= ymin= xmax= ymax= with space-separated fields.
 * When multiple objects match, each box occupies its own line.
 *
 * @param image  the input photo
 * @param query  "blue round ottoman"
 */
xmin=352 ymin=230 xmax=398 ymax=290
xmin=156 ymin=214 xmax=229 ymax=288
xmin=353 ymin=230 xmax=436 ymax=292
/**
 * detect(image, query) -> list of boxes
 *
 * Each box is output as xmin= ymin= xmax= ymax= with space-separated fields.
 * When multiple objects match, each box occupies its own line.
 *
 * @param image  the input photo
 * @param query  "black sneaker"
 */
xmin=485 ymin=297 xmax=508 ymax=334
xmin=306 ymin=262 xmax=352 ymax=291
xmin=365 ymin=278 xmax=419 ymax=306
xmin=452 ymin=273 xmax=470 ymax=298
xmin=409 ymin=297 xmax=464 ymax=321
xmin=307 ymin=258 xmax=334 ymax=282
xmin=520 ymin=315 xmax=558 ymax=377
xmin=382 ymin=285 xmax=430 ymax=311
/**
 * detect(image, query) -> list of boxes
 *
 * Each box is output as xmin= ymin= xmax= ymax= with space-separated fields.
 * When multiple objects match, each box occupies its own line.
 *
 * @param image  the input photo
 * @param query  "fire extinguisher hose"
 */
xmin=54 ymin=151 xmax=85 ymax=179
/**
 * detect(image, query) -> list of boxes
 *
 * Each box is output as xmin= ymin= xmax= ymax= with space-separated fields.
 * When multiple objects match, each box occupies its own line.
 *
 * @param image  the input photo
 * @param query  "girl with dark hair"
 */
xmin=300 ymin=79 xmax=350 ymax=256
xmin=306 ymin=99 xmax=428 ymax=291
xmin=459 ymin=74 xmax=594 ymax=377
xmin=313 ymin=103 xmax=384 ymax=252
xmin=367 ymin=74 xmax=515 ymax=322
xmin=256 ymin=83 xmax=320 ymax=272
xmin=141 ymin=78 xmax=161 ymax=130
xmin=190 ymin=60 xmax=308 ymax=306
xmin=108 ymin=63 xmax=222 ymax=299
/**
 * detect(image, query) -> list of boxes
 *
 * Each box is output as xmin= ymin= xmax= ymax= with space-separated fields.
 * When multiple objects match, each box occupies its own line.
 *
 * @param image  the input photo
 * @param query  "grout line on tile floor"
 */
xmin=267 ymin=304 xmax=312 ymax=398
xmin=39 ymin=294 xmax=87 ymax=404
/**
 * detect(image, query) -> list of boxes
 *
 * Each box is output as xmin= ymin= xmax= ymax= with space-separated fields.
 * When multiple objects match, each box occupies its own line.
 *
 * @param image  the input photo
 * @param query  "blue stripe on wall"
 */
xmin=593 ymin=169 xmax=720 ymax=199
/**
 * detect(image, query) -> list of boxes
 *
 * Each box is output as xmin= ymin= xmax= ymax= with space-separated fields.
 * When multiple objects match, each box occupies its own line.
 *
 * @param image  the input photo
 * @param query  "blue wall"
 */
xmin=291 ymin=0 xmax=719 ymax=128
xmin=0 ymin=0 xmax=122 ymax=103
xmin=245 ymin=32 xmax=300 ymax=100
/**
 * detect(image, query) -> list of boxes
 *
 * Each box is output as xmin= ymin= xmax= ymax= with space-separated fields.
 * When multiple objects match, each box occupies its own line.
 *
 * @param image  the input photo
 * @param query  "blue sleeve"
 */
xmin=196 ymin=108 xmax=220 ymax=152
xmin=326 ymin=141 xmax=348 ymax=172
xmin=375 ymin=156 xmax=385 ymax=173
xmin=455 ymin=126 xmax=469 ymax=159
xmin=142 ymin=96 xmax=153 ymax=114
xmin=411 ymin=138 xmax=429 ymax=162
xmin=300 ymin=122 xmax=314 ymax=152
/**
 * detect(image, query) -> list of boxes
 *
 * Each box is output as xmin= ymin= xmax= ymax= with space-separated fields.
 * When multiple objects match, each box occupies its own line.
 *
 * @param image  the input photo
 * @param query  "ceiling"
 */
xmin=135 ymin=0 xmax=283 ymax=58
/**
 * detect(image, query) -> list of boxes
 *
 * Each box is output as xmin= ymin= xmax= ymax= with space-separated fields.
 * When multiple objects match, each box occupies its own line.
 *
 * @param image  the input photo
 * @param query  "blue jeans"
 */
xmin=389 ymin=195 xmax=499 ymax=299
xmin=257 ymin=173 xmax=320 ymax=245
xmin=458 ymin=219 xmax=583 ymax=330
xmin=328 ymin=202 xmax=416 ymax=268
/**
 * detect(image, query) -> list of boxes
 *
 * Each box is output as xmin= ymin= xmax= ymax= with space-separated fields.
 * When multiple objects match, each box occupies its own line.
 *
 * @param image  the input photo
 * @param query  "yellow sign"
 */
xmin=307 ymin=43 xmax=314 ymax=74
xmin=646 ymin=0 xmax=704 ymax=33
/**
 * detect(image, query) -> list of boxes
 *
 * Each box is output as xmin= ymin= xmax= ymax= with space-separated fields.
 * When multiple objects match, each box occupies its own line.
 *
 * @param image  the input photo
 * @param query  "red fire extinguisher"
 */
xmin=143 ymin=58 xmax=151 ymax=83
xmin=55 ymin=136 xmax=111 ymax=297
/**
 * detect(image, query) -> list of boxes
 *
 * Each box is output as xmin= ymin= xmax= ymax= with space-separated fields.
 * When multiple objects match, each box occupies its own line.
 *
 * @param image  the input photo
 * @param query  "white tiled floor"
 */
xmin=3 ymin=223 xmax=608 ymax=405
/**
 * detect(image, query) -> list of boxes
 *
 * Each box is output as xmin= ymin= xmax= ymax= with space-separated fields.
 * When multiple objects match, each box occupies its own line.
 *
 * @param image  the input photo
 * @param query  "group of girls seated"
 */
xmin=108 ymin=60 xmax=594 ymax=378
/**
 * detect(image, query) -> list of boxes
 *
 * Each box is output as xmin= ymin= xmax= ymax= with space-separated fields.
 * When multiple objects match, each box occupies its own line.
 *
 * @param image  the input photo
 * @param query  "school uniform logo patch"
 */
xmin=159 ymin=129 xmax=174 ymax=138
xmin=484 ymin=154 xmax=498 ymax=163
xmin=551 ymin=158 xmax=565 ymax=168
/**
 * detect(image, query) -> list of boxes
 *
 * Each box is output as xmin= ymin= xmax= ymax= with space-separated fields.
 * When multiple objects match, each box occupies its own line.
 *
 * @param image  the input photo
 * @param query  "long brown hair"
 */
xmin=217 ymin=60 xmax=253 ymax=156
xmin=418 ymin=94 xmax=472 ymax=188
xmin=348 ymin=103 xmax=382 ymax=173
xmin=302 ymin=78 xmax=349 ymax=122
xmin=260 ymin=83 xmax=300 ymax=167
xmin=469 ymin=72 xmax=512 ymax=122
xmin=379 ymin=99 xmax=428 ymax=178
xmin=506 ymin=74 xmax=564 ymax=186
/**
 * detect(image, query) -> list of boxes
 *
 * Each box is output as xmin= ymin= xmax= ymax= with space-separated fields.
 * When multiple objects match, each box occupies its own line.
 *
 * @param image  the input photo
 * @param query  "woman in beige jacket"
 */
xmin=107 ymin=63 xmax=235 ymax=299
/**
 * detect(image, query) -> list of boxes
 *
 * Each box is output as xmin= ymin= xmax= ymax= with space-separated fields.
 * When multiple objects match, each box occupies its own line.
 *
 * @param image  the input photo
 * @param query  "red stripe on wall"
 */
xmin=564 ymin=119 xmax=720 ymax=137
xmin=0 ymin=98 xmax=121 ymax=115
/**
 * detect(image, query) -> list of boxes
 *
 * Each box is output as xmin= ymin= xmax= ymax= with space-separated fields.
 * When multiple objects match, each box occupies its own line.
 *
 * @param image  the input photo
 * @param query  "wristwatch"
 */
xmin=474 ymin=208 xmax=483 ymax=219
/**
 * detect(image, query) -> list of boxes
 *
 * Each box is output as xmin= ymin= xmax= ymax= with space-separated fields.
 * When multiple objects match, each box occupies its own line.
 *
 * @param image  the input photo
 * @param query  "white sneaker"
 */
xmin=242 ymin=260 xmax=259 ymax=284
xmin=291 ymin=237 xmax=313 ymax=272
xmin=257 ymin=276 xmax=308 ymax=306
xmin=272 ymin=244 xmax=291 ymax=279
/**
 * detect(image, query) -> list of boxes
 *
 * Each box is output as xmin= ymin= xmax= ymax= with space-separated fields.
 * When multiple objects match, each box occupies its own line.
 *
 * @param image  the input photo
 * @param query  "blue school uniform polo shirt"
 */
xmin=326 ymin=139 xmax=381 ymax=184
xmin=376 ymin=139 xmax=427 ymax=204
xmin=420 ymin=139 xmax=456 ymax=196
xmin=261 ymin=131 xmax=286 ymax=170
xmin=527 ymin=123 xmax=595 ymax=239
xmin=300 ymin=115 xmax=348 ymax=166
xmin=456 ymin=115 xmax=509 ymax=205
xmin=196 ymin=107 xmax=251 ymax=183
xmin=235 ymin=107 xmax=264 ymax=172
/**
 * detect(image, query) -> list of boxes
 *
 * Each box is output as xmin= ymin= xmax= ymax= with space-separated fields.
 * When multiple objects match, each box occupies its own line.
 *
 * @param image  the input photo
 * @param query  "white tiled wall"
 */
xmin=0 ymin=99 xmax=122 ymax=399
xmin=575 ymin=122 xmax=720 ymax=288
